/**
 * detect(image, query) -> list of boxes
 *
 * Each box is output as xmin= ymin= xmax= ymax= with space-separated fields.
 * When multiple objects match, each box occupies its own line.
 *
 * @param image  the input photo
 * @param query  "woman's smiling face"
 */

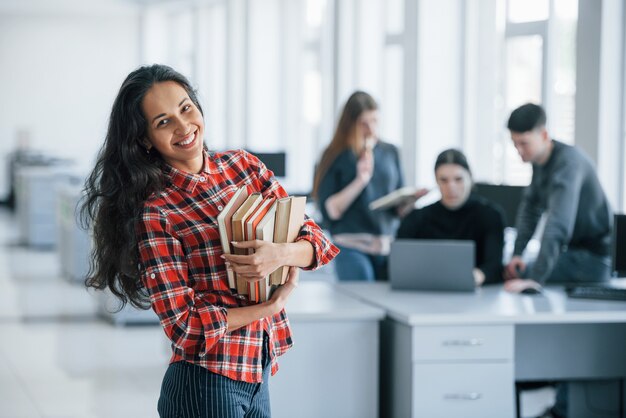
xmin=142 ymin=81 xmax=205 ymax=173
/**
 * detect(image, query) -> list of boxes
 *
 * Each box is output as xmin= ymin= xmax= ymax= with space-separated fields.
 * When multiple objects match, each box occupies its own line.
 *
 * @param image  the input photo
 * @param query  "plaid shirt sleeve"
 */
xmin=137 ymin=205 xmax=228 ymax=358
xmin=241 ymin=150 xmax=339 ymax=270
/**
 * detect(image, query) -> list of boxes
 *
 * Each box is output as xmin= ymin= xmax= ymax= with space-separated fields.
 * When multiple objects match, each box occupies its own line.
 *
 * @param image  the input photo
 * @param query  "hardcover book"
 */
xmin=247 ymin=199 xmax=278 ymax=302
xmin=231 ymin=193 xmax=263 ymax=294
xmin=216 ymin=187 xmax=249 ymax=290
xmin=269 ymin=196 xmax=306 ymax=286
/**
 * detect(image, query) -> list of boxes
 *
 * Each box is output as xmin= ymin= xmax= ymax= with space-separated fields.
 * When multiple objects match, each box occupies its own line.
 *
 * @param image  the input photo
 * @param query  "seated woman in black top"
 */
xmin=397 ymin=149 xmax=505 ymax=285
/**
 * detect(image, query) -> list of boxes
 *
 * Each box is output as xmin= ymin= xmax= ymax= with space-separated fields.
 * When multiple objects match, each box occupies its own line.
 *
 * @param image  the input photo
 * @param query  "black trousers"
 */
xmin=158 ymin=335 xmax=271 ymax=418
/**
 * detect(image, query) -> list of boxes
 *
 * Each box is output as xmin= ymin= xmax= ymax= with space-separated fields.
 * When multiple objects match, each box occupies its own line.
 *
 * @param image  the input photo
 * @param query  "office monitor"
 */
xmin=472 ymin=183 xmax=525 ymax=228
xmin=247 ymin=151 xmax=286 ymax=178
xmin=613 ymin=214 xmax=626 ymax=277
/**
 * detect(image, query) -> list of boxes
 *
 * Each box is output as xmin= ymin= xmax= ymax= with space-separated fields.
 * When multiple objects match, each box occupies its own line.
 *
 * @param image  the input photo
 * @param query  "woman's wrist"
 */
xmin=283 ymin=240 xmax=314 ymax=269
xmin=351 ymin=175 xmax=368 ymax=190
xmin=226 ymin=301 xmax=278 ymax=332
xmin=260 ymin=300 xmax=278 ymax=317
xmin=277 ymin=242 xmax=290 ymax=264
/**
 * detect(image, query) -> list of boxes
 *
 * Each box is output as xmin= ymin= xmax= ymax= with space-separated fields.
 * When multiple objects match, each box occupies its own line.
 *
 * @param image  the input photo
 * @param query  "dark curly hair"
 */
xmin=80 ymin=64 xmax=203 ymax=310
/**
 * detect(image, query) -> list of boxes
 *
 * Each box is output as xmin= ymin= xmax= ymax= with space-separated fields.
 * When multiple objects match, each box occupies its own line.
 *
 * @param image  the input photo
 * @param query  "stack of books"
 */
xmin=217 ymin=187 xmax=306 ymax=302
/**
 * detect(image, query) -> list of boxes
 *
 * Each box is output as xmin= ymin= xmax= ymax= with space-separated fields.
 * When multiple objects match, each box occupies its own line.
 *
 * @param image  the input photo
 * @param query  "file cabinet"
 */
xmin=15 ymin=166 xmax=73 ymax=247
xmin=57 ymin=183 xmax=90 ymax=282
xmin=382 ymin=321 xmax=515 ymax=418
xmin=340 ymin=282 xmax=626 ymax=418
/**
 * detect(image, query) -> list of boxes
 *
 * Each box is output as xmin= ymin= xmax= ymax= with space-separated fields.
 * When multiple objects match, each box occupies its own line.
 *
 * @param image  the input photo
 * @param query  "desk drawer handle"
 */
xmin=442 ymin=338 xmax=484 ymax=347
xmin=443 ymin=392 xmax=482 ymax=401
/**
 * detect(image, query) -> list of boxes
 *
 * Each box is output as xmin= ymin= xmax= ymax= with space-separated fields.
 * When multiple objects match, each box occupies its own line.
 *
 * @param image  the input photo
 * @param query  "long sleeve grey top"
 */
xmin=513 ymin=140 xmax=612 ymax=284
xmin=317 ymin=141 xmax=404 ymax=236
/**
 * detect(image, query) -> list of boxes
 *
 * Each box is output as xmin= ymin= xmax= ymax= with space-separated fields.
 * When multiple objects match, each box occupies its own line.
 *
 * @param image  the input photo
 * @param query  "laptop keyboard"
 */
xmin=566 ymin=285 xmax=626 ymax=301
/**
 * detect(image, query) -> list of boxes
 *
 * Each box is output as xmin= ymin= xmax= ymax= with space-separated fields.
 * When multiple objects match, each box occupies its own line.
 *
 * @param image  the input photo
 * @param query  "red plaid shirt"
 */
xmin=136 ymin=150 xmax=338 ymax=383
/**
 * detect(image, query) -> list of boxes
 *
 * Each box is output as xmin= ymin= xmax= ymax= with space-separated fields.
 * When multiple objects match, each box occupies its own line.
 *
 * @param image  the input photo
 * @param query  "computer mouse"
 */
xmin=521 ymin=287 xmax=541 ymax=295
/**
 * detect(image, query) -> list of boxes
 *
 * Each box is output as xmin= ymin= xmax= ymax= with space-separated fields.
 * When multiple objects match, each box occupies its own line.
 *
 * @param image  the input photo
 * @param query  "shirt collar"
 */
xmin=162 ymin=150 xmax=222 ymax=193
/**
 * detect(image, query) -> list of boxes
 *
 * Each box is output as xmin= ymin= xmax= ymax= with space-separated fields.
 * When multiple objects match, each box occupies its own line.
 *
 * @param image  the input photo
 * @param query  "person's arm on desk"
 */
xmin=504 ymin=256 xmax=526 ymax=280
xmin=504 ymin=277 xmax=542 ymax=292
xmin=503 ymin=256 xmax=543 ymax=292
xmin=505 ymin=162 xmax=583 ymax=293
xmin=504 ymin=171 xmax=542 ymax=289
xmin=473 ymin=269 xmax=486 ymax=286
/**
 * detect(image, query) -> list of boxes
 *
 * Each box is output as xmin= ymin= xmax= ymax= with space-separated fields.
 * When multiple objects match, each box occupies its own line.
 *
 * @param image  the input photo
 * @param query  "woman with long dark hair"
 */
xmin=397 ymin=149 xmax=505 ymax=285
xmin=81 ymin=64 xmax=338 ymax=417
xmin=312 ymin=91 xmax=424 ymax=281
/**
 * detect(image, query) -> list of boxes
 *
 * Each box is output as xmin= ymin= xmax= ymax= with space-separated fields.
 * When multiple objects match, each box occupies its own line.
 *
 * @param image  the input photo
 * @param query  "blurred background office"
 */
xmin=1 ymin=0 xmax=625 ymax=417
xmin=1 ymin=0 xmax=625 ymax=203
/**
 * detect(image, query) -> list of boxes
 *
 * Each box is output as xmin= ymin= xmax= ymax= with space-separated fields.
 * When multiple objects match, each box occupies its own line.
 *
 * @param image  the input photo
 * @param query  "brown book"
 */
xmin=217 ymin=187 xmax=249 ymax=290
xmin=258 ymin=271 xmax=277 ymax=302
xmin=249 ymin=274 xmax=275 ymax=303
xmin=231 ymin=193 xmax=263 ymax=294
xmin=269 ymin=196 xmax=306 ymax=285
xmin=255 ymin=200 xmax=277 ymax=242
xmin=244 ymin=197 xmax=276 ymax=254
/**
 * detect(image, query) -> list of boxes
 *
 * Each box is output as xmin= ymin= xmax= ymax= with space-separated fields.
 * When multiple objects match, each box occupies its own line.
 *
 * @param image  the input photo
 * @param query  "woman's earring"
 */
xmin=146 ymin=147 xmax=150 ymax=154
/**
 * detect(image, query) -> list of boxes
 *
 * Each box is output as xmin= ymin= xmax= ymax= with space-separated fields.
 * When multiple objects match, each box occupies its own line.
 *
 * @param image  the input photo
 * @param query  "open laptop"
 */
xmin=389 ymin=239 xmax=476 ymax=292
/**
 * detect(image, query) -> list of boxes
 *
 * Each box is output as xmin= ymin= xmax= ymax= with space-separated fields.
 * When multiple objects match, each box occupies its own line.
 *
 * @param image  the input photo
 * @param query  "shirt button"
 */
xmin=199 ymin=176 xmax=206 ymax=182
xmin=150 ymin=273 xmax=156 ymax=279
xmin=217 ymin=205 xmax=223 ymax=211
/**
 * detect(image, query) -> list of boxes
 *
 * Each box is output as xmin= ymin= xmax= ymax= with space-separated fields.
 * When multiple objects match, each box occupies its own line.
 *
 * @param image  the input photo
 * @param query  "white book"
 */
xmin=368 ymin=187 xmax=418 ymax=211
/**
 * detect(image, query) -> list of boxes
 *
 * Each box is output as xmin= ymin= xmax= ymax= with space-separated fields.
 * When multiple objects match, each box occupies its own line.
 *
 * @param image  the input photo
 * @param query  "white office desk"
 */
xmin=270 ymin=281 xmax=385 ymax=418
xmin=339 ymin=282 xmax=626 ymax=418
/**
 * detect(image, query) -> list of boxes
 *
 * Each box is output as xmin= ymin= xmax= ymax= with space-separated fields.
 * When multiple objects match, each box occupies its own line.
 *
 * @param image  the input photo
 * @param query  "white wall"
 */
xmin=596 ymin=0 xmax=624 ymax=211
xmin=0 ymin=1 xmax=140 ymax=196
xmin=575 ymin=0 xmax=625 ymax=211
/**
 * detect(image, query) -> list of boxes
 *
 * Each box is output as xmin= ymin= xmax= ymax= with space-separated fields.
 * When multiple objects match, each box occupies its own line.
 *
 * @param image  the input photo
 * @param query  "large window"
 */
xmin=622 ymin=11 xmax=626 ymax=212
xmin=140 ymin=0 xmax=587 ymax=196
xmin=495 ymin=0 xmax=578 ymax=185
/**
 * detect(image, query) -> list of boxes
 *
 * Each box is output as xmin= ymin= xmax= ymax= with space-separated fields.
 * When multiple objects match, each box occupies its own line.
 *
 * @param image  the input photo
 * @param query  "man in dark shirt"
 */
xmin=504 ymin=103 xmax=612 ymax=418
xmin=504 ymin=103 xmax=612 ymax=294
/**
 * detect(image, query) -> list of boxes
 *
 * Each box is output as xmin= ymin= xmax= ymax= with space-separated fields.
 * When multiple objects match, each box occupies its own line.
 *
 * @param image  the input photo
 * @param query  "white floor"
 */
xmin=0 ymin=207 xmax=553 ymax=418
xmin=0 ymin=207 xmax=172 ymax=418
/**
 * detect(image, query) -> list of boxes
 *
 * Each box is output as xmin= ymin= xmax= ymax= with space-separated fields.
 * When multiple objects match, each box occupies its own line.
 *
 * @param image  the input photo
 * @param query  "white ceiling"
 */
xmin=0 ymin=0 xmax=221 ymax=15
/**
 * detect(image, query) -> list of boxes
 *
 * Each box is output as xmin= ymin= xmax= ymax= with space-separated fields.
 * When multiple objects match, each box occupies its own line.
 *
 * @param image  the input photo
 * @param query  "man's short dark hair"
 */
xmin=507 ymin=103 xmax=547 ymax=133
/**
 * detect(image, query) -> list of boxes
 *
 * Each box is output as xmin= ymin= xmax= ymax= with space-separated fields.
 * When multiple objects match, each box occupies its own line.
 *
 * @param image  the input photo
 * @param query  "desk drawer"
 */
xmin=412 ymin=325 xmax=513 ymax=361
xmin=412 ymin=362 xmax=514 ymax=418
